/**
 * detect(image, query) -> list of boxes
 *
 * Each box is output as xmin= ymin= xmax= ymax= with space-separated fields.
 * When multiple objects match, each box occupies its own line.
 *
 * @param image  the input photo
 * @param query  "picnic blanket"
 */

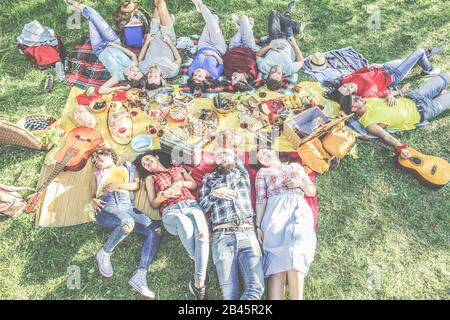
xmin=303 ymin=46 xmax=368 ymax=91
xmin=35 ymin=83 xmax=335 ymax=228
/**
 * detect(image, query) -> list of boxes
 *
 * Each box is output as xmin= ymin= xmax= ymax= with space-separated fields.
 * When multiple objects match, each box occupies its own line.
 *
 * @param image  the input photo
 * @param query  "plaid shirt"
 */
xmin=255 ymin=163 xmax=311 ymax=204
xmin=199 ymin=157 xmax=254 ymax=225
xmin=151 ymin=166 xmax=196 ymax=214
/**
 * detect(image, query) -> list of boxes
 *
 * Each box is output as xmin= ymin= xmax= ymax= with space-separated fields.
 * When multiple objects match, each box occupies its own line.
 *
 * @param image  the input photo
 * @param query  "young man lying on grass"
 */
xmin=340 ymin=72 xmax=450 ymax=158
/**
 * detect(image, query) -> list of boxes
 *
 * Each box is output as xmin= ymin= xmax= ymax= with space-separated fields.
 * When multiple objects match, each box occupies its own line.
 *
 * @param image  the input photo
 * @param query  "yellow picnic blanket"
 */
xmin=35 ymin=82 xmax=339 ymax=227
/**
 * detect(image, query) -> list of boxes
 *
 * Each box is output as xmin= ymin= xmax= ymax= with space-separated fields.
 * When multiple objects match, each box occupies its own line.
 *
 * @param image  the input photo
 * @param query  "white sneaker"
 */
xmin=231 ymin=14 xmax=240 ymax=28
xmin=191 ymin=0 xmax=203 ymax=12
xmin=129 ymin=270 xmax=155 ymax=299
xmin=96 ymin=249 xmax=113 ymax=278
xmin=422 ymin=67 xmax=441 ymax=77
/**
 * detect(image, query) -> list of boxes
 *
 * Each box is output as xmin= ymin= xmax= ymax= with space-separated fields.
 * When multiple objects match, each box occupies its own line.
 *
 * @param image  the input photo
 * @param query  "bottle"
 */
xmin=55 ymin=61 xmax=65 ymax=82
xmin=44 ymin=74 xmax=54 ymax=93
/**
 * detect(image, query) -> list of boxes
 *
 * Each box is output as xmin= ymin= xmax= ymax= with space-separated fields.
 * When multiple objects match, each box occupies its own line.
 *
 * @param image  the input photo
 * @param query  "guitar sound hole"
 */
xmin=410 ymin=157 xmax=422 ymax=165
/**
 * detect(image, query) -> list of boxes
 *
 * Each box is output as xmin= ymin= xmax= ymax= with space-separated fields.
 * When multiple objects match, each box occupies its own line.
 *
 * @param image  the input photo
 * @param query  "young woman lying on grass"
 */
xmin=325 ymin=45 xmax=445 ymax=106
xmin=138 ymin=0 xmax=182 ymax=90
xmin=134 ymin=151 xmax=210 ymax=300
xmin=90 ymin=148 xmax=161 ymax=299
xmin=64 ymin=0 xmax=145 ymax=94
xmin=255 ymin=149 xmax=317 ymax=300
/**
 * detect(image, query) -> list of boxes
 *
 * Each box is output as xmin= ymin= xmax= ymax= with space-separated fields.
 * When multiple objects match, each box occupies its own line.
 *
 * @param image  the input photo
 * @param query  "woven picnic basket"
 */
xmin=0 ymin=114 xmax=60 ymax=151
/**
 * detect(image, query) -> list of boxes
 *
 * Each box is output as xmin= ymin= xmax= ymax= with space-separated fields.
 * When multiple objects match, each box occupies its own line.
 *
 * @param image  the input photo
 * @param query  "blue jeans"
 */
xmin=96 ymin=192 xmax=161 ymax=270
xmin=197 ymin=4 xmax=227 ymax=55
xmin=409 ymin=72 xmax=450 ymax=121
xmin=162 ymin=200 xmax=209 ymax=283
xmin=229 ymin=17 xmax=258 ymax=51
xmin=383 ymin=49 xmax=434 ymax=85
xmin=268 ymin=10 xmax=295 ymax=40
xmin=82 ymin=6 xmax=121 ymax=56
xmin=212 ymin=230 xmax=265 ymax=300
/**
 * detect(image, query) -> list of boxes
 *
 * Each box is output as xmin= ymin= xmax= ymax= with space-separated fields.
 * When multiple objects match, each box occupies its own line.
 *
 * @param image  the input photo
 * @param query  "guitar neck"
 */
xmin=35 ymin=149 xmax=77 ymax=193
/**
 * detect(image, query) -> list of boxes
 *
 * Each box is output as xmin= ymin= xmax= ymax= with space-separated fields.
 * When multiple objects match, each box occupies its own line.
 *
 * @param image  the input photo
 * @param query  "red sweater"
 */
xmin=342 ymin=66 xmax=393 ymax=98
xmin=223 ymin=47 xmax=258 ymax=81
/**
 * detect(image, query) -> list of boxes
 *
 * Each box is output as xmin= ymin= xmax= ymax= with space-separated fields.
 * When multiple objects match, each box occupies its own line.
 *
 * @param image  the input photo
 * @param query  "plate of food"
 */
xmin=89 ymin=98 xmax=109 ymax=113
xmin=107 ymin=102 xmax=133 ymax=145
xmin=168 ymin=105 xmax=188 ymax=122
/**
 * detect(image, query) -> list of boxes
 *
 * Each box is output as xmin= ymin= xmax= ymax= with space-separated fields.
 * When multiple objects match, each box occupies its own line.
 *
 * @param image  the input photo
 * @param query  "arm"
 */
xmin=287 ymin=37 xmax=304 ymax=69
xmin=98 ymin=76 xmax=130 ymax=95
xmin=366 ymin=123 xmax=404 ymax=149
xmin=256 ymin=44 xmax=274 ymax=58
xmin=145 ymin=176 xmax=163 ymax=209
xmin=163 ymin=36 xmax=182 ymax=66
xmin=111 ymin=43 xmax=139 ymax=66
xmin=198 ymin=177 xmax=216 ymax=213
xmin=179 ymin=170 xmax=197 ymax=190
xmin=285 ymin=164 xmax=317 ymax=197
xmin=138 ymin=34 xmax=153 ymax=62
xmin=203 ymin=50 xmax=223 ymax=65
xmin=91 ymin=173 xmax=104 ymax=213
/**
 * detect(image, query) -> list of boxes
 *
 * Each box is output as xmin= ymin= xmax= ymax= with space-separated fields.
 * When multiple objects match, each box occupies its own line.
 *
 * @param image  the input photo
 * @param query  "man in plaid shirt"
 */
xmin=199 ymin=149 xmax=264 ymax=300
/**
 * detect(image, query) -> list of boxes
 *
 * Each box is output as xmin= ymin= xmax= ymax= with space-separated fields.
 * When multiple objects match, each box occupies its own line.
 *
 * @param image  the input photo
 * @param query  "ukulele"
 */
xmin=25 ymin=127 xmax=104 ymax=213
xmin=364 ymin=139 xmax=450 ymax=189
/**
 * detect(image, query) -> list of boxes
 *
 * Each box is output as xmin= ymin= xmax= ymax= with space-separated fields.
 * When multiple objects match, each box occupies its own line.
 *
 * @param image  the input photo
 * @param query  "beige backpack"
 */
xmin=0 ymin=184 xmax=35 ymax=218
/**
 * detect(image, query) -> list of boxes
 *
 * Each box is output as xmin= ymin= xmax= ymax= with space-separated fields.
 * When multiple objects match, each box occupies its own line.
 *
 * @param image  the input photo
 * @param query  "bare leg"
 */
xmin=267 ymin=272 xmax=286 ymax=300
xmin=287 ymin=270 xmax=305 ymax=300
xmin=156 ymin=0 xmax=172 ymax=26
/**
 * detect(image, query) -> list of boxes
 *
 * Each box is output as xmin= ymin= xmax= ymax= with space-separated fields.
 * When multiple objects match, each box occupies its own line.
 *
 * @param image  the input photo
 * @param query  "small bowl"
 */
xmin=131 ymin=135 xmax=153 ymax=153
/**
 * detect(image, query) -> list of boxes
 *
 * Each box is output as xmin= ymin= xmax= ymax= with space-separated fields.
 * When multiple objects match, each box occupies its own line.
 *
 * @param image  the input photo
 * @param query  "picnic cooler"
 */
xmin=124 ymin=23 xmax=144 ymax=47
xmin=160 ymin=133 xmax=206 ymax=167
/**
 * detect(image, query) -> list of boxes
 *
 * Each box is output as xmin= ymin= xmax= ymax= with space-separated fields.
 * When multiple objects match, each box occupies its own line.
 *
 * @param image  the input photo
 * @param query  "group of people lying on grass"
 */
xmin=90 ymin=129 xmax=317 ymax=300
xmin=64 ymin=0 xmax=449 ymax=159
xmin=61 ymin=0 xmax=449 ymax=300
xmin=65 ymin=0 xmax=304 ymax=94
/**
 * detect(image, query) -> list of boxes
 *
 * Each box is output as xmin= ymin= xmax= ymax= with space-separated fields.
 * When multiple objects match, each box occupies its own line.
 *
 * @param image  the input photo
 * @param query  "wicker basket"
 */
xmin=0 ymin=119 xmax=47 ymax=150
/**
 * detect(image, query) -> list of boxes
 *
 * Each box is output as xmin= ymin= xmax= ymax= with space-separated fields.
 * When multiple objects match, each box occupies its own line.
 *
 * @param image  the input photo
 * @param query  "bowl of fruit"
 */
xmin=213 ymin=93 xmax=237 ymax=115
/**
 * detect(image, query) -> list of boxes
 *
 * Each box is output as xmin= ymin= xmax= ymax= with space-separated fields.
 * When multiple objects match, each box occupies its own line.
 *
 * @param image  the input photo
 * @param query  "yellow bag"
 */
xmin=298 ymin=138 xmax=331 ymax=174
xmin=321 ymin=124 xmax=356 ymax=159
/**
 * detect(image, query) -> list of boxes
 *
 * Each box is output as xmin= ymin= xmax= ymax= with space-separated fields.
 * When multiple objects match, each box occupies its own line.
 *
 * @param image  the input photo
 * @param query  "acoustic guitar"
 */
xmin=25 ymin=127 xmax=104 ymax=213
xmin=397 ymin=148 xmax=450 ymax=189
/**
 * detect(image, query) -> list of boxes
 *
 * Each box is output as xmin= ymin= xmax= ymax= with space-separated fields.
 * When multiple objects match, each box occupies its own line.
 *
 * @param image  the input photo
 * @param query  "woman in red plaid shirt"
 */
xmin=134 ymin=150 xmax=209 ymax=300
xmin=255 ymin=149 xmax=317 ymax=300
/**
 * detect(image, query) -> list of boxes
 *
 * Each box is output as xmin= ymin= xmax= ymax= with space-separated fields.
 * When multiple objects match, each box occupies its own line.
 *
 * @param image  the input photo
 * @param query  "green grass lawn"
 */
xmin=0 ymin=0 xmax=449 ymax=300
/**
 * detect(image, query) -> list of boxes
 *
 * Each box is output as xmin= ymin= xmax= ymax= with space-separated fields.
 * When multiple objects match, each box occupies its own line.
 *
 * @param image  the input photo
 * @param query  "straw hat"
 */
xmin=120 ymin=1 xmax=137 ymax=13
xmin=309 ymin=52 xmax=328 ymax=71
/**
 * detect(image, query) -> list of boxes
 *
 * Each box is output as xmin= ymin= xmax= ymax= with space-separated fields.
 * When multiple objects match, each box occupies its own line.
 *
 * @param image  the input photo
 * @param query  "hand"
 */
xmin=212 ymin=187 xmax=238 ymax=200
xmin=368 ymin=63 xmax=383 ymax=70
xmin=145 ymin=33 xmax=156 ymax=42
xmin=270 ymin=44 xmax=285 ymax=51
xmin=400 ymin=83 xmax=411 ymax=95
xmin=172 ymin=181 xmax=187 ymax=190
xmin=202 ymin=50 xmax=216 ymax=56
xmin=108 ymin=42 xmax=120 ymax=48
xmin=103 ymin=183 xmax=120 ymax=193
xmin=163 ymin=186 xmax=182 ymax=199
xmin=122 ymin=84 xmax=131 ymax=90
xmin=92 ymin=198 xmax=105 ymax=213
xmin=256 ymin=227 xmax=264 ymax=245
xmin=285 ymin=176 xmax=302 ymax=189
xmin=400 ymin=148 xmax=412 ymax=159
xmin=287 ymin=36 xmax=297 ymax=47
xmin=385 ymin=94 xmax=397 ymax=107
xmin=161 ymin=34 xmax=173 ymax=44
